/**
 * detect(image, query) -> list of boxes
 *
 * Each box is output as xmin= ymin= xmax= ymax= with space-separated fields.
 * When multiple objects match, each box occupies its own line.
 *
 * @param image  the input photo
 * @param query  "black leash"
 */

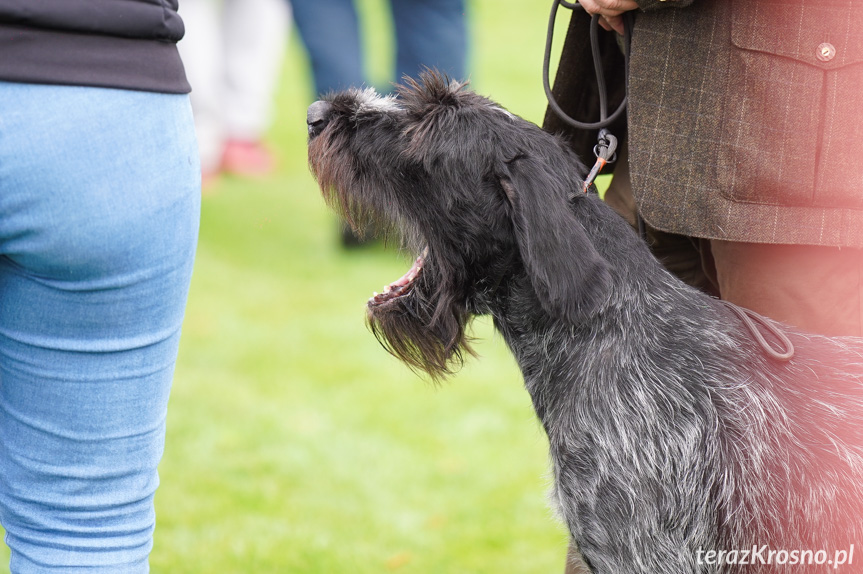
xmin=543 ymin=1 xmax=632 ymax=194
xmin=542 ymin=2 xmax=795 ymax=362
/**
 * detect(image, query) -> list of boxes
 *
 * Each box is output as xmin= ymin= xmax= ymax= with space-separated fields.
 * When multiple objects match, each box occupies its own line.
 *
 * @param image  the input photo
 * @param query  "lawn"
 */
xmin=1 ymin=1 xmax=578 ymax=572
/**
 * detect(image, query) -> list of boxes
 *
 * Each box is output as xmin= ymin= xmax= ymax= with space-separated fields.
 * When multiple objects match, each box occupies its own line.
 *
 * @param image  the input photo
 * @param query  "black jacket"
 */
xmin=0 ymin=0 xmax=190 ymax=93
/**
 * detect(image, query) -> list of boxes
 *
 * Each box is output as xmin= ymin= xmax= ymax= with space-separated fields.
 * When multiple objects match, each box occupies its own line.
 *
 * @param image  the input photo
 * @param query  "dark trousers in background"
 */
xmin=291 ymin=0 xmax=467 ymax=97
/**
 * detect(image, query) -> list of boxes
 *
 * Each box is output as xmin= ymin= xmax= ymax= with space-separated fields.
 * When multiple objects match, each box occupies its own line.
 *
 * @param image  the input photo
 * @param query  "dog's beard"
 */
xmin=309 ymin=128 xmax=474 ymax=380
xmin=366 ymin=268 xmax=474 ymax=381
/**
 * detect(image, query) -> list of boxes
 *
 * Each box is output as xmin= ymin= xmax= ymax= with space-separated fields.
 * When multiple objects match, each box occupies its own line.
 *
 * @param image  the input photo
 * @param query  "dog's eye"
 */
xmin=504 ymin=153 xmax=527 ymax=165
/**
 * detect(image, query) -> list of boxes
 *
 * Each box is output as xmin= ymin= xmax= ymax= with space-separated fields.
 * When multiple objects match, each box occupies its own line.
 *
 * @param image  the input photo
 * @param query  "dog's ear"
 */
xmin=499 ymin=156 xmax=612 ymax=324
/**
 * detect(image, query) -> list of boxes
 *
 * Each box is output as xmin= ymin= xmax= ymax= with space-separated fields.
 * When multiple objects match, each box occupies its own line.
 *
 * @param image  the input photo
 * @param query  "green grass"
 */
xmin=1 ymin=2 xmax=579 ymax=572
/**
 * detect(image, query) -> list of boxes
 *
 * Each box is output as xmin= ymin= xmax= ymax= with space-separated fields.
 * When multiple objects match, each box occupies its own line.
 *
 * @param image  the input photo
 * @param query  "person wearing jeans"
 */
xmin=0 ymin=2 xmax=199 ymax=571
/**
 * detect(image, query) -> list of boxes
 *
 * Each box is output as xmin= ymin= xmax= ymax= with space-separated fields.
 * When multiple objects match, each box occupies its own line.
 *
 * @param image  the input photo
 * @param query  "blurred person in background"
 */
xmin=0 ymin=1 xmax=199 ymax=571
xmin=292 ymin=0 xmax=467 ymax=96
xmin=179 ymin=0 xmax=291 ymax=188
xmin=292 ymin=0 xmax=468 ymax=246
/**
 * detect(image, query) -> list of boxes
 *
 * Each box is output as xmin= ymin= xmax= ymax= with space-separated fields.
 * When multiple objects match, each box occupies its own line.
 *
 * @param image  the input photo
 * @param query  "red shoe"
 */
xmin=221 ymin=139 xmax=276 ymax=178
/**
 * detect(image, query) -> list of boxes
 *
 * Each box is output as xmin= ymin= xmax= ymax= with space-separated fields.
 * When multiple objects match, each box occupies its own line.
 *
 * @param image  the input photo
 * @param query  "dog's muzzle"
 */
xmin=307 ymin=100 xmax=333 ymax=138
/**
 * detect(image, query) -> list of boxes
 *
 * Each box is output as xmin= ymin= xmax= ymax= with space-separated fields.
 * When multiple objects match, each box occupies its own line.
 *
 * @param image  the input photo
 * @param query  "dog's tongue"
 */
xmin=370 ymin=251 xmax=426 ymax=305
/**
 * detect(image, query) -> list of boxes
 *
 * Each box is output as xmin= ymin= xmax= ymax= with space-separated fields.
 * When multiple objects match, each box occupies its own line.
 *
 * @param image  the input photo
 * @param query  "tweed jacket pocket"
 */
xmin=719 ymin=0 xmax=863 ymax=209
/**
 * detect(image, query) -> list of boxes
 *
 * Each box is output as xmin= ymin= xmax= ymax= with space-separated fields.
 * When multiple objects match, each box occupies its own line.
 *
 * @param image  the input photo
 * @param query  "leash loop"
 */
xmin=718 ymin=300 xmax=795 ymax=362
xmin=543 ymin=1 xmax=631 ymax=193
xmin=543 ymin=3 xmax=630 ymax=131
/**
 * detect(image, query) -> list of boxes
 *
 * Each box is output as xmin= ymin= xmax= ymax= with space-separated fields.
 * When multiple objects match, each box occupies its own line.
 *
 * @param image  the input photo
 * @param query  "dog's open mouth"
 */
xmin=369 ymin=248 xmax=427 ymax=306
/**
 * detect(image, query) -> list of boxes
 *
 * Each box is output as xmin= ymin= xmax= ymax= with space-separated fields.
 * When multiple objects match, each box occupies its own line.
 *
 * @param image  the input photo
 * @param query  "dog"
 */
xmin=306 ymin=71 xmax=863 ymax=573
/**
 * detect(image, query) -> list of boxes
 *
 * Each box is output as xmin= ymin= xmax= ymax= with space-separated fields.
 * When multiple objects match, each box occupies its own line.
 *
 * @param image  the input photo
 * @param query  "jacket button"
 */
xmin=817 ymin=42 xmax=836 ymax=62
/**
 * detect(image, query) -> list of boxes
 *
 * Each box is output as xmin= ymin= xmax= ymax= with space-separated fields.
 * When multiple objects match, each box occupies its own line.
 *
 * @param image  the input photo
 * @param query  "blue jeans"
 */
xmin=291 ymin=0 xmax=365 ymax=95
xmin=390 ymin=0 xmax=467 ymax=83
xmin=0 ymin=82 xmax=200 ymax=572
xmin=292 ymin=0 xmax=467 ymax=96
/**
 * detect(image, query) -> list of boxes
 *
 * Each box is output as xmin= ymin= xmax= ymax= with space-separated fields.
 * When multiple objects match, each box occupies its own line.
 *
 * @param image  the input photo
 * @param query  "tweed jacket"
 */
xmin=549 ymin=0 xmax=863 ymax=247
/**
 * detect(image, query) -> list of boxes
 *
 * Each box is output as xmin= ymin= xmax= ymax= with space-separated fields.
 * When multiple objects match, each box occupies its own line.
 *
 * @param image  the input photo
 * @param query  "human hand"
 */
xmin=578 ymin=0 xmax=638 ymax=34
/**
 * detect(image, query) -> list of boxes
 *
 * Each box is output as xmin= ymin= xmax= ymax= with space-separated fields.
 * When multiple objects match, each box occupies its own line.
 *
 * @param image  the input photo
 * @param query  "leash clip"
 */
xmin=582 ymin=129 xmax=618 ymax=194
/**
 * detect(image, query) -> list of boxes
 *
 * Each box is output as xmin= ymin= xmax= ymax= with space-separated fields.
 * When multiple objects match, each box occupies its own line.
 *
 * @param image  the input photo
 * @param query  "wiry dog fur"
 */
xmin=307 ymin=72 xmax=863 ymax=573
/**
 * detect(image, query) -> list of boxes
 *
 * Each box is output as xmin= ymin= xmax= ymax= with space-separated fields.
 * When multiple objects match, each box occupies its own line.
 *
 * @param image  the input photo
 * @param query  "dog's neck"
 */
xmin=489 ymin=195 xmax=721 ymax=424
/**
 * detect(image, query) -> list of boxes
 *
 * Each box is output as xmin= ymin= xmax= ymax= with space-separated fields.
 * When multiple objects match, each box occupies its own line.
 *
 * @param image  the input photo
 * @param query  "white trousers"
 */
xmin=178 ymin=0 xmax=290 ymax=172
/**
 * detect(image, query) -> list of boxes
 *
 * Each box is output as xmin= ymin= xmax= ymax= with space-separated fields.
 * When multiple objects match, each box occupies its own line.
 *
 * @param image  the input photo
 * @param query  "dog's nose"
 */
xmin=307 ymin=100 xmax=333 ymax=137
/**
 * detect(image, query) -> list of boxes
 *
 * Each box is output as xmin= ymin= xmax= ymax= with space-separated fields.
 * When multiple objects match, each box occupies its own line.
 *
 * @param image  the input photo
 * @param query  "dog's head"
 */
xmin=308 ymin=71 xmax=612 ymax=379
